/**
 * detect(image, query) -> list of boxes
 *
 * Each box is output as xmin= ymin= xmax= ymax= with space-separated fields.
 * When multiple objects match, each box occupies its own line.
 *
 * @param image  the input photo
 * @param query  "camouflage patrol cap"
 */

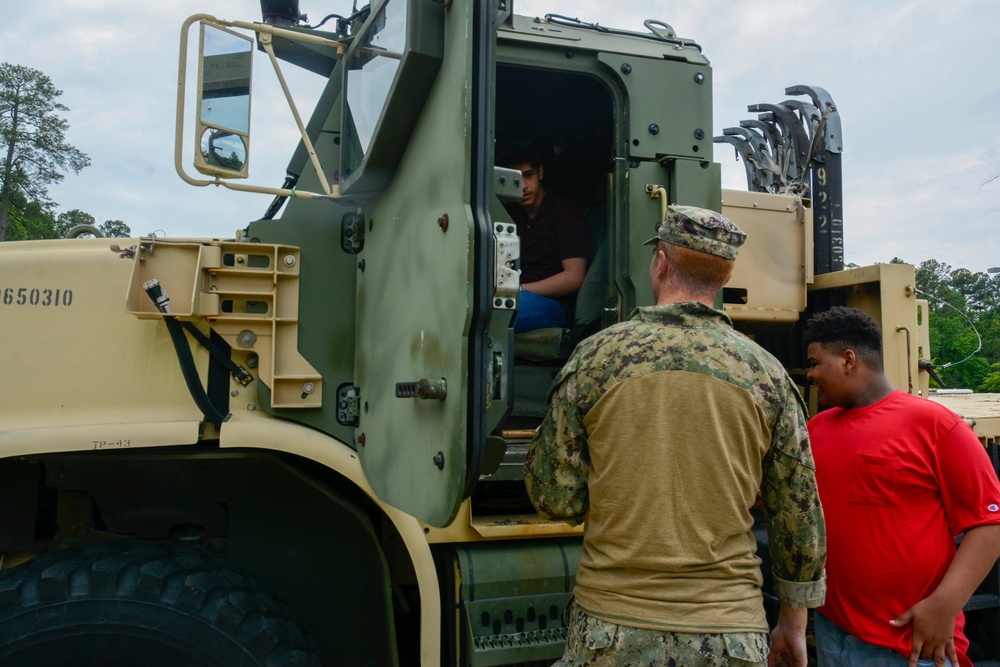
xmin=643 ymin=204 xmax=747 ymax=260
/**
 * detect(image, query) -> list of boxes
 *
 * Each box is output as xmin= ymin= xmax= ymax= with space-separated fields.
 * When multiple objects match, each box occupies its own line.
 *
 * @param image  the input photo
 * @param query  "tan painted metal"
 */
xmin=125 ymin=237 xmax=322 ymax=409
xmin=724 ymin=189 xmax=813 ymax=323
xmin=218 ymin=410 xmax=442 ymax=667
xmin=810 ymin=263 xmax=920 ymax=397
xmin=0 ymin=239 xmax=204 ymax=445
xmin=928 ymin=393 xmax=1000 ymax=442
xmin=424 ymin=499 xmax=583 ymax=544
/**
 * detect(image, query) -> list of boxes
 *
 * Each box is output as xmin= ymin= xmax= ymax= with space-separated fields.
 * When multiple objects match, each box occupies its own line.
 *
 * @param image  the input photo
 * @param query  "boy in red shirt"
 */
xmin=804 ymin=306 xmax=1000 ymax=667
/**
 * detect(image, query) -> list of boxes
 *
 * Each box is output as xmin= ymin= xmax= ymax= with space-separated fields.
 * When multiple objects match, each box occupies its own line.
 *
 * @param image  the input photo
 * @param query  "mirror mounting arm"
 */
xmin=176 ymin=14 xmax=344 ymax=199
xmin=258 ymin=31 xmax=338 ymax=197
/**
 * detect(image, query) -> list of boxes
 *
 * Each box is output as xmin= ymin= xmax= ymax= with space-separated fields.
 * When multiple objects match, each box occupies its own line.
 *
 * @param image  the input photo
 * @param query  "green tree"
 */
xmin=908 ymin=258 xmax=1000 ymax=390
xmin=99 ymin=219 xmax=130 ymax=238
xmin=1 ymin=187 xmax=58 ymax=240
xmin=55 ymin=208 xmax=95 ymax=237
xmin=53 ymin=211 xmax=131 ymax=238
xmin=0 ymin=63 xmax=90 ymax=241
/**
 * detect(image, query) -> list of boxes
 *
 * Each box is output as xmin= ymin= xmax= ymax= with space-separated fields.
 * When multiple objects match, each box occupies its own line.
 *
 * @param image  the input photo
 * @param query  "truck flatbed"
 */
xmin=929 ymin=392 xmax=1000 ymax=442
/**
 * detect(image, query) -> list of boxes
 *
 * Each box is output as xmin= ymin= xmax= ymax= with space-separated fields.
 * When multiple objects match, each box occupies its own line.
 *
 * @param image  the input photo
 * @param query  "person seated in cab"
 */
xmin=499 ymin=141 xmax=590 ymax=333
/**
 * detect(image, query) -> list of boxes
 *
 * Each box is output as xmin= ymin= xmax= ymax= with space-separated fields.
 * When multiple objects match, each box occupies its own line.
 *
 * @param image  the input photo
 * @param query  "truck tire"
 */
xmin=0 ymin=539 xmax=322 ymax=667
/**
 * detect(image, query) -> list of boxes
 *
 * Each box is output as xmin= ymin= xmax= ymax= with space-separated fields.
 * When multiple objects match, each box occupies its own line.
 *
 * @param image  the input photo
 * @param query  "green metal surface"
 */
xmin=598 ymin=53 xmax=713 ymax=162
xmin=453 ymin=539 xmax=581 ymax=667
xmin=352 ymin=0 xmax=480 ymax=528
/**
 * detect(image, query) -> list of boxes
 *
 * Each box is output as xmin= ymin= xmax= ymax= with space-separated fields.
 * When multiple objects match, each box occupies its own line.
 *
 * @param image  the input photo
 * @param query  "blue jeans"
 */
xmin=515 ymin=289 xmax=567 ymax=333
xmin=815 ymin=613 xmax=951 ymax=667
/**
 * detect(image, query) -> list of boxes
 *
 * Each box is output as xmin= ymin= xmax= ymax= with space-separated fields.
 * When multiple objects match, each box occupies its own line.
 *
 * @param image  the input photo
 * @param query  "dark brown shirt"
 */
xmin=504 ymin=192 xmax=590 ymax=317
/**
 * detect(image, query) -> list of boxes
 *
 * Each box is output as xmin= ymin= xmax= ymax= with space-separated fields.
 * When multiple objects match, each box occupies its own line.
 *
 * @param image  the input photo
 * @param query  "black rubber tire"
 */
xmin=0 ymin=540 xmax=322 ymax=667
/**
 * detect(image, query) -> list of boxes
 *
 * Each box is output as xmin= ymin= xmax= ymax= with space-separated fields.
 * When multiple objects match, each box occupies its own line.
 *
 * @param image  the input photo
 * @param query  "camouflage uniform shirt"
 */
xmin=525 ymin=302 xmax=826 ymax=647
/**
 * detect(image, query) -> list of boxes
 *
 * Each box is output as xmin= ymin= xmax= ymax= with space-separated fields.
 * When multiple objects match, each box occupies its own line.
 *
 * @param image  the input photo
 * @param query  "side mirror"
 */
xmin=195 ymin=23 xmax=253 ymax=179
xmin=176 ymin=14 xmax=342 ymax=200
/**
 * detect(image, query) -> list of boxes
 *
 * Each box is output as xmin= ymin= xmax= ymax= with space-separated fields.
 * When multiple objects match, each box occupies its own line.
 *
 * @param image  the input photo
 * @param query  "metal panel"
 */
xmin=598 ymin=54 xmax=712 ymax=162
xmin=352 ymin=0 xmax=483 ymax=527
xmin=724 ymin=189 xmax=811 ymax=323
xmin=452 ymin=540 xmax=580 ymax=666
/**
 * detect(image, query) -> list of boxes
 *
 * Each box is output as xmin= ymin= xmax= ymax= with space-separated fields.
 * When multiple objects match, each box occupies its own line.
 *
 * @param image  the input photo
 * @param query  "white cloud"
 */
xmin=2 ymin=0 xmax=998 ymax=274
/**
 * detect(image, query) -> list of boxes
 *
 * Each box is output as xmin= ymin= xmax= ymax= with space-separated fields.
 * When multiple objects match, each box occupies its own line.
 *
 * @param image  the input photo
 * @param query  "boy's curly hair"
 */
xmin=803 ymin=306 xmax=883 ymax=370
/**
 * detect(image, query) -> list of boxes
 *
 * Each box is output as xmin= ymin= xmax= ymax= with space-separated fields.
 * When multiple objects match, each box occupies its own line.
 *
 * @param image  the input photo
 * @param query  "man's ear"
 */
xmin=842 ymin=349 xmax=857 ymax=373
xmin=537 ymin=164 xmax=544 ymax=181
xmin=652 ymin=245 xmax=669 ymax=280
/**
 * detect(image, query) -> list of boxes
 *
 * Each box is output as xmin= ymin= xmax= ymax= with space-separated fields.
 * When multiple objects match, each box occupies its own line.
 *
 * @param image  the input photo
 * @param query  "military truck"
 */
xmin=1 ymin=1 xmax=997 ymax=665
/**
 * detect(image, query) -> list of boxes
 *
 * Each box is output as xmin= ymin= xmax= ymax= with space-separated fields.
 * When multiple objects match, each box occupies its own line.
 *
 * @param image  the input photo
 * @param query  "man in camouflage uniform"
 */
xmin=524 ymin=205 xmax=826 ymax=666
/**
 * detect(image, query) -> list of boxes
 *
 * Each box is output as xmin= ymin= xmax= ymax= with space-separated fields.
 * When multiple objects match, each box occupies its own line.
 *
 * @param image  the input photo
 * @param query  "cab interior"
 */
xmin=474 ymin=64 xmax=616 ymax=513
xmin=495 ymin=64 xmax=616 ymax=429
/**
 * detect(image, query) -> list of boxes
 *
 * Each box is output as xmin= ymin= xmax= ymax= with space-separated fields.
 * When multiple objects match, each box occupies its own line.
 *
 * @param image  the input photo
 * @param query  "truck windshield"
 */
xmin=344 ymin=1 xmax=406 ymax=156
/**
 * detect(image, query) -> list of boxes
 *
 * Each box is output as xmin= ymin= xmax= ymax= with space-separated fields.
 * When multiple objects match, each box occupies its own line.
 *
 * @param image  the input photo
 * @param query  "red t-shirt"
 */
xmin=810 ymin=390 xmax=1000 ymax=662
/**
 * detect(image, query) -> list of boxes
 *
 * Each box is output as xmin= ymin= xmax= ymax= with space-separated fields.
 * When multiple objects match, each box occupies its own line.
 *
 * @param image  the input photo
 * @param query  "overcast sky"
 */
xmin=2 ymin=0 xmax=998 ymax=274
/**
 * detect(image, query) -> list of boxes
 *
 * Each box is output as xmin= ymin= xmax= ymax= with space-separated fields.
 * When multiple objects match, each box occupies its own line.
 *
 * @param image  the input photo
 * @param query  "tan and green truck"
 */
xmin=0 ymin=1 xmax=996 ymax=664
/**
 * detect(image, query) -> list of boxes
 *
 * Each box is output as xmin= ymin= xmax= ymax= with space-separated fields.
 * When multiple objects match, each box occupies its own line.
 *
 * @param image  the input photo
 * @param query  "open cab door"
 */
xmin=345 ymin=0 xmax=510 ymax=527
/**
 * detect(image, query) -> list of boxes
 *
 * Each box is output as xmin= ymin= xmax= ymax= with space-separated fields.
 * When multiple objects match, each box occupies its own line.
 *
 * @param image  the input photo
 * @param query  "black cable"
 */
xmin=262 ymin=173 xmax=300 ymax=220
xmin=307 ymin=13 xmax=345 ymax=29
xmin=143 ymin=279 xmax=228 ymax=428
xmin=178 ymin=321 xmax=253 ymax=386
xmin=164 ymin=317 xmax=228 ymax=429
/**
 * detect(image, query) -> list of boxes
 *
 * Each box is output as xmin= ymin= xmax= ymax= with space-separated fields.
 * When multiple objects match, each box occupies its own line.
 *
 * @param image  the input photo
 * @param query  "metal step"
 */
xmin=965 ymin=592 xmax=1000 ymax=611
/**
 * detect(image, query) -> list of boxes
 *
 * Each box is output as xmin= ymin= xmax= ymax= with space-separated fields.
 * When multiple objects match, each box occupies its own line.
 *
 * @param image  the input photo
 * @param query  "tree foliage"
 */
xmin=0 ymin=184 xmax=58 ymax=240
xmin=909 ymin=259 xmax=1000 ymax=391
xmin=51 ymin=209 xmax=130 ymax=238
xmin=0 ymin=62 xmax=90 ymax=241
xmin=99 ymin=219 xmax=130 ymax=238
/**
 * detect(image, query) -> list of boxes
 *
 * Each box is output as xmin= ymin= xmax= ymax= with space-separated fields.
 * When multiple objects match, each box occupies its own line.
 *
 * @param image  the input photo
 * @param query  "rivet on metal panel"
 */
xmin=283 ymin=255 xmax=296 ymax=267
xmin=433 ymin=451 xmax=445 ymax=470
xmin=438 ymin=214 xmax=449 ymax=232
xmin=357 ymin=433 xmax=366 ymax=447
xmin=237 ymin=330 xmax=257 ymax=348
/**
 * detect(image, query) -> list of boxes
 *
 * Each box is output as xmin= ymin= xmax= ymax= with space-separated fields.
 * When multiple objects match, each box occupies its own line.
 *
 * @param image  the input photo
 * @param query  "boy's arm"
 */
xmin=890 ymin=523 xmax=1000 ymax=667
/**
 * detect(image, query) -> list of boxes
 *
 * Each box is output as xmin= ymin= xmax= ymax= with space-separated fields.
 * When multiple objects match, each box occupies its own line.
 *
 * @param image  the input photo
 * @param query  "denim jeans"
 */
xmin=515 ymin=289 xmax=568 ymax=333
xmin=814 ymin=612 xmax=951 ymax=667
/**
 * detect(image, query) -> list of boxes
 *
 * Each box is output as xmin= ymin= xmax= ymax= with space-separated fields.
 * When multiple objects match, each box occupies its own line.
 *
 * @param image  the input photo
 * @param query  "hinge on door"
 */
xmin=493 ymin=222 xmax=519 ymax=310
